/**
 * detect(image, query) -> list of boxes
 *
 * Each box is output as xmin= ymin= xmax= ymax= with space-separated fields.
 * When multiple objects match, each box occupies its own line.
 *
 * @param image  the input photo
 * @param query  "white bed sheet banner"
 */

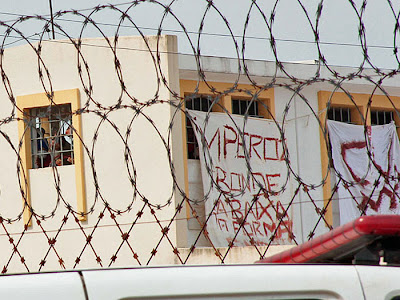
xmin=328 ymin=120 xmax=400 ymax=225
xmin=188 ymin=110 xmax=293 ymax=247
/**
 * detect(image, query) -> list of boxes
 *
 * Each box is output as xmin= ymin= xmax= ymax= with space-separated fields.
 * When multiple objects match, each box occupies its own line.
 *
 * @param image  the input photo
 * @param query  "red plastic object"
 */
xmin=256 ymin=215 xmax=400 ymax=264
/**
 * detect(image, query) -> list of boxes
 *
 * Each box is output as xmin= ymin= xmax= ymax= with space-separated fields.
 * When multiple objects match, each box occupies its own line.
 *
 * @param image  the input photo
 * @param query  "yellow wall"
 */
xmin=179 ymin=79 xmax=274 ymax=219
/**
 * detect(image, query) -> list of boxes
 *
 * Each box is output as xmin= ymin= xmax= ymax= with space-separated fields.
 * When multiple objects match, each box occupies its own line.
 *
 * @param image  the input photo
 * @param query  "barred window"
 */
xmin=327 ymin=107 xmax=352 ymax=123
xmin=232 ymin=98 xmax=261 ymax=118
xmin=371 ymin=110 xmax=393 ymax=125
xmin=27 ymin=104 xmax=74 ymax=169
xmin=185 ymin=95 xmax=214 ymax=159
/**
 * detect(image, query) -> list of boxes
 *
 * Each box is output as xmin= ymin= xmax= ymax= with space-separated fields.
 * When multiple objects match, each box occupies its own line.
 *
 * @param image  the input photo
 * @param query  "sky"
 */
xmin=1 ymin=0 xmax=400 ymax=69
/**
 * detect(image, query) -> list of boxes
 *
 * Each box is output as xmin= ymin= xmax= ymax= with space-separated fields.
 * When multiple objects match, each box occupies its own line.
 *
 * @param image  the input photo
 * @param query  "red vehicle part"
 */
xmin=257 ymin=215 xmax=400 ymax=264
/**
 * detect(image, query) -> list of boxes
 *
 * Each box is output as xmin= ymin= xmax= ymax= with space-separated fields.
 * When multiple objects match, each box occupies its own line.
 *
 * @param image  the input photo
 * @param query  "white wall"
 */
xmin=0 ymin=35 xmax=187 ymax=272
xmin=2 ymin=35 xmax=398 ymax=272
xmin=180 ymin=55 xmax=400 ymax=250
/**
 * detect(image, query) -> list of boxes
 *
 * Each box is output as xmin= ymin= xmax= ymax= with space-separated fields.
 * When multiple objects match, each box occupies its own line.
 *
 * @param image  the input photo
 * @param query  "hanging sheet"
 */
xmin=328 ymin=120 xmax=400 ymax=225
xmin=189 ymin=110 xmax=293 ymax=247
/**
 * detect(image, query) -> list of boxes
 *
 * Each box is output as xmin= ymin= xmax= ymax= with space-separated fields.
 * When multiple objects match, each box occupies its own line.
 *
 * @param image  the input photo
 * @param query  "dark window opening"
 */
xmin=327 ymin=107 xmax=352 ymax=123
xmin=371 ymin=110 xmax=393 ymax=126
xmin=27 ymin=104 xmax=74 ymax=169
xmin=327 ymin=107 xmax=352 ymax=169
xmin=186 ymin=95 xmax=214 ymax=159
xmin=232 ymin=99 xmax=261 ymax=118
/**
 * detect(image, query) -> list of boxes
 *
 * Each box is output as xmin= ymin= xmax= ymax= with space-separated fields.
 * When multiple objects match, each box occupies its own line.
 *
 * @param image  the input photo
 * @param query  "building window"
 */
xmin=185 ymin=94 xmax=215 ymax=159
xmin=28 ymin=104 xmax=74 ymax=169
xmin=232 ymin=98 xmax=261 ymax=118
xmin=371 ymin=110 xmax=393 ymax=125
xmin=17 ymin=89 xmax=86 ymax=224
xmin=327 ymin=107 xmax=352 ymax=123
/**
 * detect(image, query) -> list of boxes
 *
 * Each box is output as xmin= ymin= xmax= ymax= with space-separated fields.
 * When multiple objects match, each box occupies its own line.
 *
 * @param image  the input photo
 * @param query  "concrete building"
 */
xmin=0 ymin=35 xmax=399 ymax=273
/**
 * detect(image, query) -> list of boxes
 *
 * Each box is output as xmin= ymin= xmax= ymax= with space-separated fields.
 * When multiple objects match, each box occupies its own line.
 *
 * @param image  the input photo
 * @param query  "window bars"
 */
xmin=327 ymin=107 xmax=352 ymax=124
xmin=185 ymin=95 xmax=214 ymax=159
xmin=232 ymin=99 xmax=261 ymax=118
xmin=28 ymin=104 xmax=74 ymax=169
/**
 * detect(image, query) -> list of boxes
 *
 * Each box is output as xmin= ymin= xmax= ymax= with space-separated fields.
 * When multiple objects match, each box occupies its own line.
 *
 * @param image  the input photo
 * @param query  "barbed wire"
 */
xmin=0 ymin=0 xmax=399 ymax=273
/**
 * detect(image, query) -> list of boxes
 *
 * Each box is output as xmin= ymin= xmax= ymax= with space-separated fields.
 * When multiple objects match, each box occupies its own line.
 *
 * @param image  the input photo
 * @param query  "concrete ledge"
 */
xmin=177 ymin=245 xmax=295 ymax=265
